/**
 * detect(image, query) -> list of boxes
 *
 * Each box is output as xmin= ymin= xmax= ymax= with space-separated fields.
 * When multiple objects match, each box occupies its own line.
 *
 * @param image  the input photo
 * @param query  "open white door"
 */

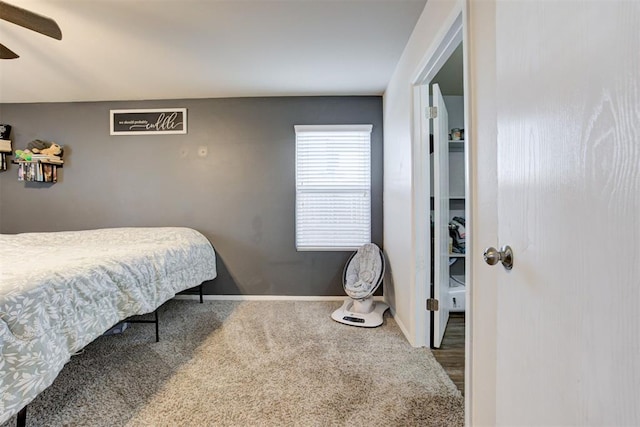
xmin=432 ymin=83 xmax=450 ymax=348
xmin=486 ymin=1 xmax=640 ymax=424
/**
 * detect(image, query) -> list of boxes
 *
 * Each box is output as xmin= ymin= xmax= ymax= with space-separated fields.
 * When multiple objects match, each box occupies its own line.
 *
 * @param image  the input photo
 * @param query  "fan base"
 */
xmin=331 ymin=299 xmax=389 ymax=328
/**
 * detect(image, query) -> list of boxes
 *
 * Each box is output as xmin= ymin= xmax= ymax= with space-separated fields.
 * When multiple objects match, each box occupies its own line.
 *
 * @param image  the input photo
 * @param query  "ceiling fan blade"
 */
xmin=0 ymin=42 xmax=19 ymax=59
xmin=0 ymin=1 xmax=62 ymax=40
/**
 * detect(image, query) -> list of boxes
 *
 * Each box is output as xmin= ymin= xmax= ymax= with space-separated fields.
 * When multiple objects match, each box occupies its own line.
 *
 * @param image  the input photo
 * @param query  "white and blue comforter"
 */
xmin=0 ymin=227 xmax=217 ymax=423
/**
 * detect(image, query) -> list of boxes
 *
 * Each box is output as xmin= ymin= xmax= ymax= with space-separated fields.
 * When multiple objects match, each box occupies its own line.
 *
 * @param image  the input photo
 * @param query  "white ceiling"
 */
xmin=0 ymin=0 xmax=426 ymax=103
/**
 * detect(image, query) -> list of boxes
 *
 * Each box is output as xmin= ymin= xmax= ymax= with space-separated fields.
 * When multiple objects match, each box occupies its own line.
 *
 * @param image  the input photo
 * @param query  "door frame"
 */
xmin=411 ymin=7 xmax=463 ymax=347
xmin=431 ymin=82 xmax=452 ymax=349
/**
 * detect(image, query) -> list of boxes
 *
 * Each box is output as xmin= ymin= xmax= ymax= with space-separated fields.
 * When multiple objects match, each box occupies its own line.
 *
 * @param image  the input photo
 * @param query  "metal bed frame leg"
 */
xmin=154 ymin=310 xmax=159 ymax=342
xmin=16 ymin=406 xmax=26 ymax=427
xmin=199 ymin=284 xmax=203 ymax=303
xmin=125 ymin=309 xmax=159 ymax=342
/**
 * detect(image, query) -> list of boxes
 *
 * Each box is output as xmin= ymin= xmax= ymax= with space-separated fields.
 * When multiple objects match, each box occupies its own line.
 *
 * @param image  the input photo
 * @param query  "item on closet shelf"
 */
xmin=331 ymin=243 xmax=388 ymax=328
xmin=450 ymin=275 xmax=465 ymax=287
xmin=452 ymin=216 xmax=465 ymax=238
xmin=449 ymin=216 xmax=466 ymax=254
xmin=451 ymin=128 xmax=462 ymax=141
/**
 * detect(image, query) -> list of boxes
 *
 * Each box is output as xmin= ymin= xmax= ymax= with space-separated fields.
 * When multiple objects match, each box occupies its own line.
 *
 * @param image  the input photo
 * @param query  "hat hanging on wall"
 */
xmin=0 ymin=124 xmax=11 ymax=170
xmin=0 ymin=124 xmax=12 ymax=155
xmin=0 ymin=124 xmax=11 ymax=140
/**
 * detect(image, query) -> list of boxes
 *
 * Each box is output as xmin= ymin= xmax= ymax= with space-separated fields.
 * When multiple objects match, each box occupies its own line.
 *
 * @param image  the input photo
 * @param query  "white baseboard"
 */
xmin=388 ymin=305 xmax=417 ymax=347
xmin=173 ymin=294 xmax=386 ymax=302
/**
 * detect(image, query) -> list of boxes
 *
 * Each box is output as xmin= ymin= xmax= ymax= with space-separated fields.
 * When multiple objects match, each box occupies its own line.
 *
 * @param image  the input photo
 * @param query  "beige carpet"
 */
xmin=2 ymin=300 xmax=464 ymax=426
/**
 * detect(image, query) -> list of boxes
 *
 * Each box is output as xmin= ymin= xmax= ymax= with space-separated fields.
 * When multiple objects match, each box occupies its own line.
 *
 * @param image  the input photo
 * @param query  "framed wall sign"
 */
xmin=110 ymin=108 xmax=187 ymax=135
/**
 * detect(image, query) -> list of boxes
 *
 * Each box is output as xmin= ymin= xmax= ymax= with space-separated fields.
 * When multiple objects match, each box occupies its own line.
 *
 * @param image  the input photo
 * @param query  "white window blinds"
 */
xmin=294 ymin=124 xmax=372 ymax=251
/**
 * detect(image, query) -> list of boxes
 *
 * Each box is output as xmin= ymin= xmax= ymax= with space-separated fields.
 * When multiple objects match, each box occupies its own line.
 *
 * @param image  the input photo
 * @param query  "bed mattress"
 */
xmin=0 ymin=227 xmax=217 ymax=422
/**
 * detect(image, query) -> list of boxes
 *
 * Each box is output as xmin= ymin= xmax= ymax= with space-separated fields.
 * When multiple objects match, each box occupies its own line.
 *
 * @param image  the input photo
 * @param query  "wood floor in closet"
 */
xmin=431 ymin=313 xmax=465 ymax=394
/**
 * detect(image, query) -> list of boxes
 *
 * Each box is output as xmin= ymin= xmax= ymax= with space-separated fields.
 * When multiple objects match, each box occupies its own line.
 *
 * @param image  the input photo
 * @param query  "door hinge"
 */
xmin=426 ymin=106 xmax=438 ymax=119
xmin=426 ymin=298 xmax=439 ymax=311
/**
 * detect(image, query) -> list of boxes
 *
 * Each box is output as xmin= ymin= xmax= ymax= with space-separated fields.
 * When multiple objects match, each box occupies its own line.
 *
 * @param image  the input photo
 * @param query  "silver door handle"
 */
xmin=483 ymin=245 xmax=513 ymax=270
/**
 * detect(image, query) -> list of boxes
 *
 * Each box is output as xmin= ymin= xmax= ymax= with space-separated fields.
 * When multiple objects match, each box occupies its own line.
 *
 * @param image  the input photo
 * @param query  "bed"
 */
xmin=0 ymin=227 xmax=217 ymax=424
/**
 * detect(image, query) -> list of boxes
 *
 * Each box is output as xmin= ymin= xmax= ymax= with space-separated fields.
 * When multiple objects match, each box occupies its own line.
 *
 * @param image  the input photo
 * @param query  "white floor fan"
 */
xmin=331 ymin=243 xmax=388 ymax=327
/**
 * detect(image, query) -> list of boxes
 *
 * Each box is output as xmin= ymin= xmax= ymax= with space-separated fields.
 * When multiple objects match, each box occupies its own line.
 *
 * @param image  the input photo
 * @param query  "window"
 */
xmin=294 ymin=124 xmax=372 ymax=251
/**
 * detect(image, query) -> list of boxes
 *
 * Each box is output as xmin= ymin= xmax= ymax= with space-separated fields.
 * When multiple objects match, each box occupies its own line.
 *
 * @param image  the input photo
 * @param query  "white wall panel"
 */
xmin=383 ymin=0 xmax=459 ymax=346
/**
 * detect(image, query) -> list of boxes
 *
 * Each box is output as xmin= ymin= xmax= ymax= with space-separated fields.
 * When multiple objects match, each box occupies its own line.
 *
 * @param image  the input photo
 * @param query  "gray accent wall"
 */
xmin=0 ymin=97 xmax=383 ymax=296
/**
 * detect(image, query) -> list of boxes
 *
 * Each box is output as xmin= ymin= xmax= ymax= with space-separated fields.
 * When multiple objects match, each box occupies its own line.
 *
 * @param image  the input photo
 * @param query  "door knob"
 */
xmin=483 ymin=245 xmax=513 ymax=270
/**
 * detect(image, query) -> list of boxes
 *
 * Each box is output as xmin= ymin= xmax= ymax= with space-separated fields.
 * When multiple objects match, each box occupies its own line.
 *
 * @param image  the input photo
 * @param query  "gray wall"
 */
xmin=443 ymin=95 xmax=464 ymax=130
xmin=0 ymin=97 xmax=383 ymax=296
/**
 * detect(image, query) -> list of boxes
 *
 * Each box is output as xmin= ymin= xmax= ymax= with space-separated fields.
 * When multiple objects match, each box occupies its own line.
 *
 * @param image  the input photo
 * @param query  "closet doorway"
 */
xmin=412 ymin=11 xmax=467 ymax=394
